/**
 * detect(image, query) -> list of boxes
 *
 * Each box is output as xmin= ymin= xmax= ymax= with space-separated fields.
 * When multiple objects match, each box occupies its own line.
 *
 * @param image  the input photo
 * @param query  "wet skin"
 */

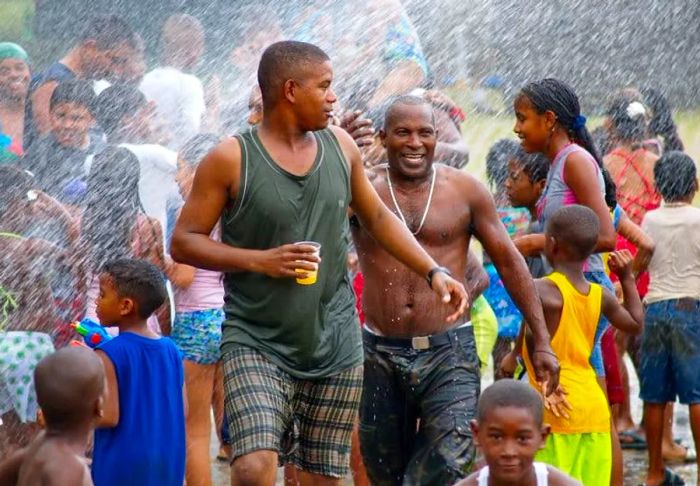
xmin=352 ymin=102 xmax=498 ymax=337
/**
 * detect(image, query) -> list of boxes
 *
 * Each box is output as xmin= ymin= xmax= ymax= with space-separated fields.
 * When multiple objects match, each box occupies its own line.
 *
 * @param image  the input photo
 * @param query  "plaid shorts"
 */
xmin=223 ymin=346 xmax=363 ymax=478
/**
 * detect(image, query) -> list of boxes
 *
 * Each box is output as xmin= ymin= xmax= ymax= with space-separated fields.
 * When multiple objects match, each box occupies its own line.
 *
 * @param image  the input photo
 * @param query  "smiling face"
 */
xmin=0 ymin=58 xmax=30 ymax=101
xmin=50 ymin=102 xmax=94 ymax=148
xmin=381 ymin=102 xmax=437 ymax=179
xmin=513 ymin=95 xmax=555 ymax=154
xmin=472 ymin=406 xmax=549 ymax=484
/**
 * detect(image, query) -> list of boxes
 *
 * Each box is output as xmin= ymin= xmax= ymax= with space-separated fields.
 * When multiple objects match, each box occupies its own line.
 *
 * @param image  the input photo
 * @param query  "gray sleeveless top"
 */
xmin=537 ymin=144 xmax=606 ymax=273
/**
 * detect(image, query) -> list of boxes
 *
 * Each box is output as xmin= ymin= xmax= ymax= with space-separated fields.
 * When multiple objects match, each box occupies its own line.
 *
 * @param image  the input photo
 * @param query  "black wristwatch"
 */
xmin=426 ymin=266 xmax=452 ymax=288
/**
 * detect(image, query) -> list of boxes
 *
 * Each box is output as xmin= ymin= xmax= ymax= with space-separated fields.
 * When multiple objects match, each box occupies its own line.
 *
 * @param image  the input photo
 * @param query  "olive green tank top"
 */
xmin=220 ymin=127 xmax=361 ymax=378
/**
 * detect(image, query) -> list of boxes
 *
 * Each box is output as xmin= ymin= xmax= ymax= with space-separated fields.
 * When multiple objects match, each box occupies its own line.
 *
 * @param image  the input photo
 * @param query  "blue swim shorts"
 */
xmin=171 ymin=308 xmax=223 ymax=365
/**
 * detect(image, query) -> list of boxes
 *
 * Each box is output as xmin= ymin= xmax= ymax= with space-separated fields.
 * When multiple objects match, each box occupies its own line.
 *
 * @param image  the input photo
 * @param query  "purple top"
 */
xmin=537 ymin=143 xmax=606 ymax=273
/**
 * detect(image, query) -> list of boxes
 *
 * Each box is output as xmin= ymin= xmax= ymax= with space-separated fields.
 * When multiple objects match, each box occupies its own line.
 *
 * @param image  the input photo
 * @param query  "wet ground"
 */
xmin=210 ymin=356 xmax=697 ymax=485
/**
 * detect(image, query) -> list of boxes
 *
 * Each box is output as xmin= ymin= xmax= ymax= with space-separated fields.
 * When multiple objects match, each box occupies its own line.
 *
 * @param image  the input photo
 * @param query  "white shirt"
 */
xmin=119 ymin=143 xmax=179 ymax=242
xmin=140 ymin=67 xmax=205 ymax=151
xmin=642 ymin=203 xmax=700 ymax=303
xmin=478 ymin=463 xmax=549 ymax=486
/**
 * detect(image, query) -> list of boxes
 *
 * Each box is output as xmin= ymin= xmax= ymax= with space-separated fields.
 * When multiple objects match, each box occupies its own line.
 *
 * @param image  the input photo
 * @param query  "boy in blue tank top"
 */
xmin=92 ymin=259 xmax=185 ymax=486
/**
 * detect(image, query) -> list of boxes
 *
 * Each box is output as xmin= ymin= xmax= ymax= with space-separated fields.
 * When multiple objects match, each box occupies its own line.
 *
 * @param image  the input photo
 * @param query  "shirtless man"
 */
xmin=171 ymin=41 xmax=468 ymax=486
xmin=0 ymin=347 xmax=105 ymax=486
xmin=351 ymin=96 xmax=559 ymax=485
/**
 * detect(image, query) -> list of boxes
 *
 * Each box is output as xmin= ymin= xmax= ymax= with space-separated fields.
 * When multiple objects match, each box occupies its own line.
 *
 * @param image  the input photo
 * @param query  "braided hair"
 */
xmin=519 ymin=78 xmax=602 ymax=168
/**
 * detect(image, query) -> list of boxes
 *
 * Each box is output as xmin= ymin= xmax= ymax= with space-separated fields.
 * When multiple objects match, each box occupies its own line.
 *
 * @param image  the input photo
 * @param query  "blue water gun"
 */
xmin=71 ymin=318 xmax=112 ymax=348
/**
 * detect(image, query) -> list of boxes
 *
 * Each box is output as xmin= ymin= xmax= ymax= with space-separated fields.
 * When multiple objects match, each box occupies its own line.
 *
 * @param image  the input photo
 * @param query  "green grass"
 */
xmin=460 ymin=112 xmax=700 ymax=206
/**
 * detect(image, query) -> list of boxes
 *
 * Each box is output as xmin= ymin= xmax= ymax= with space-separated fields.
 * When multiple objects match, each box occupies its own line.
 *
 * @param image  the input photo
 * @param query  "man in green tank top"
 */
xmin=171 ymin=41 xmax=468 ymax=486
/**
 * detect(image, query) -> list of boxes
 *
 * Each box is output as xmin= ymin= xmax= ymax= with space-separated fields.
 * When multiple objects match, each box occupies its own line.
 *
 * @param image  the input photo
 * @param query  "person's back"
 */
xmin=522 ymin=205 xmax=644 ymax=486
xmin=638 ymin=151 xmax=700 ymax=486
xmin=523 ymin=271 xmax=610 ymax=433
xmin=0 ymin=346 xmax=105 ymax=486
xmin=643 ymin=203 xmax=700 ymax=305
xmin=92 ymin=333 xmax=185 ymax=485
xmin=140 ymin=67 xmax=204 ymax=151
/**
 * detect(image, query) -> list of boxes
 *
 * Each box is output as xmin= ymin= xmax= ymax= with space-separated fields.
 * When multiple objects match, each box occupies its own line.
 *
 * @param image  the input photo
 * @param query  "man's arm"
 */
xmin=31 ymin=81 xmax=58 ymax=136
xmin=0 ymin=448 xmax=25 ymax=486
xmin=333 ymin=126 xmax=468 ymax=322
xmin=169 ymin=139 xmax=318 ymax=277
xmin=467 ymin=176 xmax=560 ymax=392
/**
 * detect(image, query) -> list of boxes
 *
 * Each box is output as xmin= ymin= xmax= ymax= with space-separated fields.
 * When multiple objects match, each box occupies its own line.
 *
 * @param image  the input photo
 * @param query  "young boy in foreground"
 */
xmin=456 ymin=379 xmax=580 ymax=486
xmin=91 ymin=258 xmax=186 ymax=486
xmin=522 ymin=205 xmax=644 ymax=485
xmin=0 ymin=346 xmax=105 ymax=486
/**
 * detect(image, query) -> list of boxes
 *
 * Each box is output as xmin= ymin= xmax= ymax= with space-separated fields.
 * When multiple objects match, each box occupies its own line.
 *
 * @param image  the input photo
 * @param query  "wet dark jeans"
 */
xmin=359 ymin=325 xmax=480 ymax=486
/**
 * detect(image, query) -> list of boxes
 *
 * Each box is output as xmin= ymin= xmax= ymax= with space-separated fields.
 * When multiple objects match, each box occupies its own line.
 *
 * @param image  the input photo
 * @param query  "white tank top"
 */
xmin=477 ymin=462 xmax=549 ymax=486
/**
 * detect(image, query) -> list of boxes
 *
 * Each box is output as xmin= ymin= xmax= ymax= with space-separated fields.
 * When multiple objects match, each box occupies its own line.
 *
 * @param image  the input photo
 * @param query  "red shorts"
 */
xmin=602 ymin=327 xmax=624 ymax=405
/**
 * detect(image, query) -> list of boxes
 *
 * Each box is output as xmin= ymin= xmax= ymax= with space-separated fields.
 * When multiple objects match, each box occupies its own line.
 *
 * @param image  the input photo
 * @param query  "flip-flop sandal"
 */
xmin=661 ymin=467 xmax=685 ymax=486
xmin=665 ymin=447 xmax=697 ymax=465
xmin=619 ymin=429 xmax=647 ymax=450
xmin=638 ymin=467 xmax=686 ymax=486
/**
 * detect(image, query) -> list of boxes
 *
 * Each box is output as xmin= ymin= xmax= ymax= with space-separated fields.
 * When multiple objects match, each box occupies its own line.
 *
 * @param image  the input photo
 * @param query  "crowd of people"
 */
xmin=0 ymin=7 xmax=698 ymax=486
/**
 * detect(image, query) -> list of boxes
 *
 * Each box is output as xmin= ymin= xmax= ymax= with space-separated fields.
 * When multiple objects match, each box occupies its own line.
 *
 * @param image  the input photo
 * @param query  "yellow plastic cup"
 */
xmin=294 ymin=241 xmax=321 ymax=285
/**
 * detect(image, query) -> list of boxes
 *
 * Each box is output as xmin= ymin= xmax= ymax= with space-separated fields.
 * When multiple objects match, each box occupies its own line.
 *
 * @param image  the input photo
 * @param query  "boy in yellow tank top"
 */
xmin=522 ymin=205 xmax=644 ymax=485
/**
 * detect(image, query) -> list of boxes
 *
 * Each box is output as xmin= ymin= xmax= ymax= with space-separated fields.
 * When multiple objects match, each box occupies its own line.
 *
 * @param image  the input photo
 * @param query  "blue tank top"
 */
xmin=537 ymin=143 xmax=606 ymax=273
xmin=92 ymin=333 xmax=185 ymax=486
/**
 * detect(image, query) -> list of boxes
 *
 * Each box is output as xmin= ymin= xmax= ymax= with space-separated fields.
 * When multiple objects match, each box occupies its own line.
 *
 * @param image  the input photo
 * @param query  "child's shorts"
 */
xmin=639 ymin=298 xmax=700 ymax=404
xmin=471 ymin=295 xmax=498 ymax=371
xmin=171 ymin=308 xmax=223 ymax=365
xmin=0 ymin=332 xmax=55 ymax=422
xmin=536 ymin=432 xmax=611 ymax=485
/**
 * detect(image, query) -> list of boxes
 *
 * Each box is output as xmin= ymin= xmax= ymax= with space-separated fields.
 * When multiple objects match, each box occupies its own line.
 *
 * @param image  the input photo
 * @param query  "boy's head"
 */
xmin=96 ymin=259 xmax=167 ymax=326
xmin=160 ymin=14 xmax=205 ymax=71
xmin=176 ymin=133 xmax=221 ymax=198
xmin=94 ymin=84 xmax=150 ymax=141
xmin=49 ymin=79 xmax=96 ymax=148
xmin=654 ymin=151 xmax=698 ymax=203
xmin=505 ymin=150 xmax=549 ymax=210
xmin=544 ymin=205 xmax=599 ymax=265
xmin=77 ymin=16 xmax=139 ymax=81
xmin=471 ymin=379 xmax=549 ymax=484
xmin=34 ymin=347 xmax=105 ymax=430
xmin=486 ymin=139 xmax=520 ymax=196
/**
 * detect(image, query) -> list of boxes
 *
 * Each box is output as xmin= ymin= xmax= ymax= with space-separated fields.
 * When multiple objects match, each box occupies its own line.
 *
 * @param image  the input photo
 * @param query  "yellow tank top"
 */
xmin=523 ymin=272 xmax=610 ymax=434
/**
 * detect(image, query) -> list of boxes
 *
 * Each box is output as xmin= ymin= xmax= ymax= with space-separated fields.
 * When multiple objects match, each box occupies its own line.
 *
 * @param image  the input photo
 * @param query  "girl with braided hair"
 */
xmin=512 ymin=78 xmax=624 ymax=485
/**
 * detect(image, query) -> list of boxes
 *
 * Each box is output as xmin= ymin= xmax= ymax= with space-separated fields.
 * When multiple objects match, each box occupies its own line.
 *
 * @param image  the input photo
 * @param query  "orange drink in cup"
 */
xmin=294 ymin=241 xmax=321 ymax=285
